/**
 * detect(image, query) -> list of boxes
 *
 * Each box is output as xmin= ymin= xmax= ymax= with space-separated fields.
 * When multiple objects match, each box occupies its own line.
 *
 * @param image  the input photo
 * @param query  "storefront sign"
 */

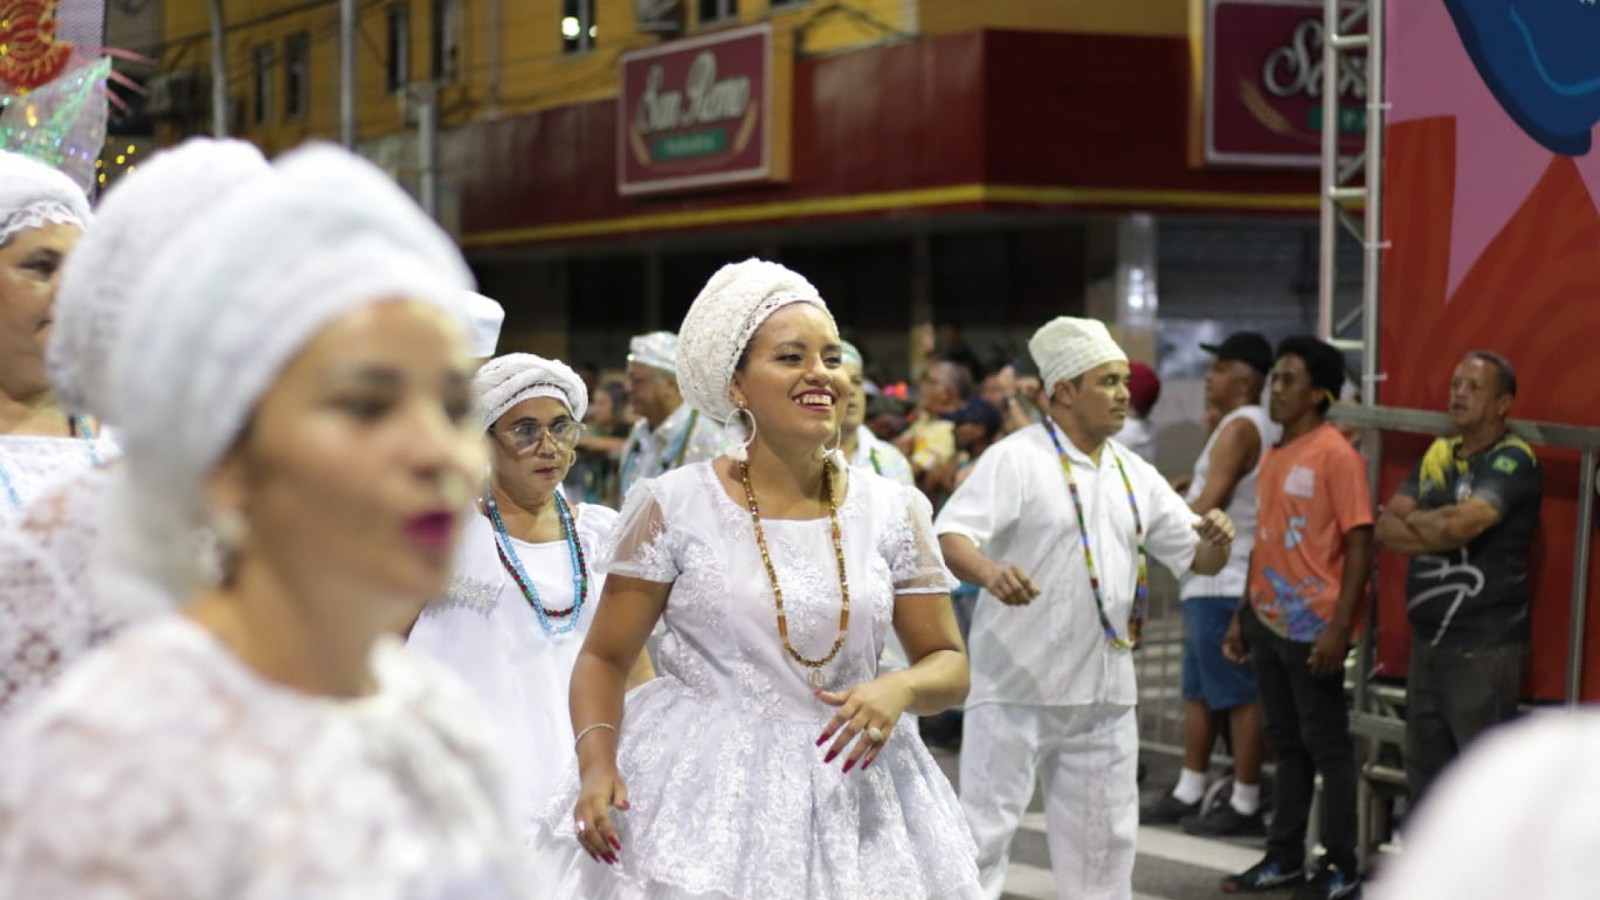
xmin=1195 ymin=0 xmax=1367 ymax=167
xmin=618 ymin=22 xmax=791 ymax=195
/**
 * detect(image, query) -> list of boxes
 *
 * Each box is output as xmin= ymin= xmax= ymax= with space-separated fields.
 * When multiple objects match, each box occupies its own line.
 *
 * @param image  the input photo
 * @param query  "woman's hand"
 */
xmin=573 ymin=765 xmax=631 ymax=865
xmin=815 ymin=674 xmax=915 ymax=774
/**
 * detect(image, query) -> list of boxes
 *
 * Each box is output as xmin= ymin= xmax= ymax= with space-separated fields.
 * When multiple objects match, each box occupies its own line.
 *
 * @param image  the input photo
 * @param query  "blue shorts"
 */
xmin=1182 ymin=595 xmax=1259 ymax=711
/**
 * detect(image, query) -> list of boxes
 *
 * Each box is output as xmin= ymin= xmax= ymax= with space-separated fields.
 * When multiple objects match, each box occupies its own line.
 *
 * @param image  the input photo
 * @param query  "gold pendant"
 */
xmin=809 ymin=668 xmax=825 ymax=689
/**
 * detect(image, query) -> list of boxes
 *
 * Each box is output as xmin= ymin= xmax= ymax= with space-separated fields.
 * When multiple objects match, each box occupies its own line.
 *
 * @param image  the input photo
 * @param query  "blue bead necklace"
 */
xmin=485 ymin=490 xmax=589 ymax=638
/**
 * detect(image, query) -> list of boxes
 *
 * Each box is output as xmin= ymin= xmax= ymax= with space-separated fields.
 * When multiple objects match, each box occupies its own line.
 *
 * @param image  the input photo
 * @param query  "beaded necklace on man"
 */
xmin=485 ymin=490 xmax=589 ymax=638
xmin=1040 ymin=416 xmax=1149 ymax=650
xmin=737 ymin=457 xmax=851 ymax=688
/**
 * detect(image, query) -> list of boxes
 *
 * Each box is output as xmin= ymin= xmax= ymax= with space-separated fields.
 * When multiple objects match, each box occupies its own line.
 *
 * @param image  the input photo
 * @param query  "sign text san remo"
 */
xmin=635 ymin=51 xmax=752 ymax=135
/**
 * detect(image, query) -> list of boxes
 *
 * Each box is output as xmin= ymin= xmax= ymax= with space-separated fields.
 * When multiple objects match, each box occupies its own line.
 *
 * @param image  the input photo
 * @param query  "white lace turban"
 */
xmin=0 ymin=150 xmax=92 ymax=247
xmin=1029 ymin=316 xmax=1128 ymax=392
xmin=474 ymin=352 xmax=588 ymax=429
xmin=676 ymin=258 xmax=832 ymax=424
xmin=840 ymin=340 xmax=864 ymax=371
xmin=49 ymin=139 xmax=271 ymax=421
xmin=628 ymin=331 xmax=678 ymax=374
xmin=113 ymin=143 xmax=475 ymax=524
xmin=461 ymin=291 xmax=505 ymax=358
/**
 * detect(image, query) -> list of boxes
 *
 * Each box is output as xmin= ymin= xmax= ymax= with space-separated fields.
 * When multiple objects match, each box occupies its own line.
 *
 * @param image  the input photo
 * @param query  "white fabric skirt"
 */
xmin=527 ymin=677 xmax=982 ymax=900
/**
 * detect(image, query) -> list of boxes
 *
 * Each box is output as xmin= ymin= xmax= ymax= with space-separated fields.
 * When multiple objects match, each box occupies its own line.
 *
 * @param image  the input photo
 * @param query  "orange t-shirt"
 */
xmin=1248 ymin=422 xmax=1374 ymax=641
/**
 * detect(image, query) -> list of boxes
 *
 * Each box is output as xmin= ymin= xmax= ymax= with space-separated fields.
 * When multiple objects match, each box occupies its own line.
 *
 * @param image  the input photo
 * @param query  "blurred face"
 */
xmin=841 ymin=361 xmax=868 ymax=432
xmin=211 ymin=300 xmax=484 ymax=619
xmin=589 ymin=386 xmax=614 ymax=425
xmin=1268 ymin=353 xmax=1320 ymax=425
xmin=1448 ymin=356 xmax=1510 ymax=432
xmin=917 ymin=362 xmax=960 ymax=415
xmin=0 ymin=222 xmax=80 ymax=400
xmin=1204 ymin=357 xmax=1260 ymax=410
xmin=624 ymin=361 xmax=675 ymax=425
xmin=489 ymin=395 xmax=583 ymax=498
xmin=955 ymin=420 xmax=988 ymax=451
xmin=1053 ymin=360 xmax=1131 ymax=443
xmin=731 ymin=304 xmax=847 ymax=451
xmin=980 ymin=366 xmax=1016 ymax=408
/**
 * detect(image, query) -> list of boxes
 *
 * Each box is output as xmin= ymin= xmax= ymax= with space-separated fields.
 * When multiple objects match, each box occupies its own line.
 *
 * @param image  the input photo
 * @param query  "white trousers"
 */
xmin=959 ymin=703 xmax=1138 ymax=900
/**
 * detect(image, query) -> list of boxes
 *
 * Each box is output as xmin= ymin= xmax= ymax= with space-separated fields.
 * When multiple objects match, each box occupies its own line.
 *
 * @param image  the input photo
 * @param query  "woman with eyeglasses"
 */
xmin=409 ymin=353 xmax=654 ymax=844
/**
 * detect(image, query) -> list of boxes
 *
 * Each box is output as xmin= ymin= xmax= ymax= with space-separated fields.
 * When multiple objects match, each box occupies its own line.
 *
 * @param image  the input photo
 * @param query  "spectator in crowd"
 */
xmin=570 ymin=380 xmax=632 ymax=507
xmin=1221 ymin=335 xmax=1373 ymax=900
xmin=981 ymin=360 xmax=1036 ymax=436
xmin=897 ymin=359 xmax=970 ymax=493
xmin=1375 ymin=350 xmax=1539 ymax=810
xmin=1144 ymin=332 xmax=1278 ymax=838
xmin=1115 ymin=361 xmax=1161 ymax=464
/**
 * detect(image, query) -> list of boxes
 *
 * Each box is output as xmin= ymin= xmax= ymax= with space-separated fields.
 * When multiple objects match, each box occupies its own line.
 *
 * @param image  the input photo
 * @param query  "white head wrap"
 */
xmin=461 ymin=291 xmax=506 ymax=358
xmin=1028 ymin=316 xmax=1128 ymax=392
xmin=628 ymin=331 xmax=678 ymax=374
xmin=0 ymin=150 xmax=92 ymax=247
xmin=840 ymin=340 xmax=864 ymax=371
xmin=676 ymin=258 xmax=832 ymax=424
xmin=108 ymin=143 xmax=474 ymax=595
xmin=474 ymin=352 xmax=588 ymax=429
xmin=48 ymin=139 xmax=271 ymax=421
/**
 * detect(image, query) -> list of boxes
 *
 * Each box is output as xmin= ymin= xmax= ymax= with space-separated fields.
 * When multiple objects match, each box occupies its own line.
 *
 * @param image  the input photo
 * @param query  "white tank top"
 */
xmin=1180 ymin=404 xmax=1278 ymax=600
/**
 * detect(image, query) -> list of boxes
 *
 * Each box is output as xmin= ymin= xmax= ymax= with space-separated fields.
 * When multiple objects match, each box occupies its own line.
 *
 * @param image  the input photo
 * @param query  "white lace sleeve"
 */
xmin=0 ymin=528 xmax=82 ymax=731
xmin=599 ymin=480 xmax=677 ymax=584
xmin=884 ymin=486 xmax=959 ymax=596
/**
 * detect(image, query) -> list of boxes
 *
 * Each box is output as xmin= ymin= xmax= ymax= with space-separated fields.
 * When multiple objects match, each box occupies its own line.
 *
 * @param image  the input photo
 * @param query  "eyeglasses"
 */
xmin=493 ymin=420 xmax=586 ymax=454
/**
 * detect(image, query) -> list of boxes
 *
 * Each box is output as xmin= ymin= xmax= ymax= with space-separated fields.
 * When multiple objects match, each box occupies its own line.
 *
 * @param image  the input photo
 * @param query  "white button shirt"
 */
xmin=619 ymin=401 xmax=724 ymax=498
xmin=934 ymin=422 xmax=1200 ymax=707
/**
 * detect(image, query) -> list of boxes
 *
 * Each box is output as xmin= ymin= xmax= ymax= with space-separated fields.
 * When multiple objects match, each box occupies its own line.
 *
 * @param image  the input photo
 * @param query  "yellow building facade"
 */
xmin=154 ymin=0 xmax=1188 ymax=151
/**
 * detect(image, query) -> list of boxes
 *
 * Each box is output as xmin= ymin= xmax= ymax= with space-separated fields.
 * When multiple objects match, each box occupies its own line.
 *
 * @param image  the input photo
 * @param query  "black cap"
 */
xmin=1201 ymin=331 xmax=1274 ymax=376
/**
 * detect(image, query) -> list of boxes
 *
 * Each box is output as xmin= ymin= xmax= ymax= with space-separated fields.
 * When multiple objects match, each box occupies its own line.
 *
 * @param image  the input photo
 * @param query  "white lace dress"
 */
xmin=0 ymin=465 xmax=168 ymax=732
xmin=527 ymin=462 xmax=982 ymax=900
xmin=0 ymin=432 xmax=114 ymax=527
xmin=408 ymin=503 xmax=618 ymax=843
xmin=0 ymin=616 xmax=527 ymax=899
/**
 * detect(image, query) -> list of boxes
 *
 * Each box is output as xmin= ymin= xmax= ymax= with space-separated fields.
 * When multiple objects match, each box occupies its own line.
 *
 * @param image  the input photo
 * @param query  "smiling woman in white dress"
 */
xmin=0 ymin=151 xmax=113 ymax=526
xmin=527 ymin=258 xmax=982 ymax=900
xmin=0 ymin=146 xmax=524 ymax=898
xmin=409 ymin=352 xmax=653 ymax=840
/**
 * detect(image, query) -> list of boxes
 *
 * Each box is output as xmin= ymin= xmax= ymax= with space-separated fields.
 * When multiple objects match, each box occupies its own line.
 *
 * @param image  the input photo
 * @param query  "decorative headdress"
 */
xmin=474 ymin=353 xmax=588 ymax=428
xmin=0 ymin=149 xmax=90 ymax=247
xmin=1028 ymin=317 xmax=1128 ymax=392
xmin=49 ymin=138 xmax=270 ymax=420
xmin=675 ymin=258 xmax=832 ymax=424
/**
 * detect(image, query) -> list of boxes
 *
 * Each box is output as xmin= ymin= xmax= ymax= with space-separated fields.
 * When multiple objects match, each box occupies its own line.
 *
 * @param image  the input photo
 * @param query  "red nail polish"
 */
xmin=609 ymin=837 xmax=623 ymax=851
xmin=842 ymin=759 xmax=856 ymax=773
xmin=824 ymin=750 xmax=837 ymax=763
xmin=862 ymin=759 xmax=872 ymax=770
xmin=816 ymin=735 xmax=827 ymax=747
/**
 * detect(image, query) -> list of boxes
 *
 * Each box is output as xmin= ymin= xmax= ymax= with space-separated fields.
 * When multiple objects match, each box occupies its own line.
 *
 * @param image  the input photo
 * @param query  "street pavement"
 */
xmin=927 ymin=746 xmax=1267 ymax=900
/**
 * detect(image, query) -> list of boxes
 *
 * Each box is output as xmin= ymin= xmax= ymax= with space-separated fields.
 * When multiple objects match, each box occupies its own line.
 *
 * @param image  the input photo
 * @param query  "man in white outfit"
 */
xmin=936 ymin=316 xmax=1237 ymax=900
xmin=617 ymin=331 xmax=722 ymax=498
